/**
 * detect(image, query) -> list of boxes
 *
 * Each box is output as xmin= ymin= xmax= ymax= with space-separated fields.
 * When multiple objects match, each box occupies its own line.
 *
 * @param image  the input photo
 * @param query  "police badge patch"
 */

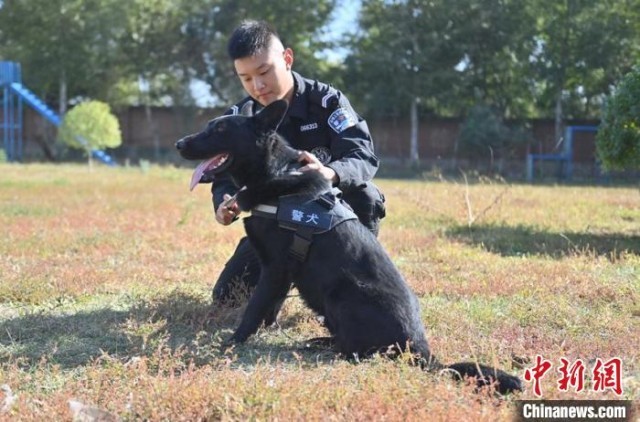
xmin=328 ymin=107 xmax=357 ymax=133
xmin=310 ymin=146 xmax=332 ymax=164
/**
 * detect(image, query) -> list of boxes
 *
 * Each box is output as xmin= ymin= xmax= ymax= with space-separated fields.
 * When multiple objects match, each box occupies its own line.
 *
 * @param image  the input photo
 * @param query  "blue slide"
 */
xmin=8 ymin=82 xmax=117 ymax=166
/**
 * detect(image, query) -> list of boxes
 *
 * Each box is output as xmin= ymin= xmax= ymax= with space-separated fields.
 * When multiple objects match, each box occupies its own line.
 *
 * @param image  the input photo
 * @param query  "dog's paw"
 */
xmin=302 ymin=336 xmax=335 ymax=350
xmin=494 ymin=373 xmax=523 ymax=394
xmin=225 ymin=333 xmax=248 ymax=346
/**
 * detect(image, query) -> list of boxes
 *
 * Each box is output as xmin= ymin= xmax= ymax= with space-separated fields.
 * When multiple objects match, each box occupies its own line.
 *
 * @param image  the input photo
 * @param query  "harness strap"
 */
xmin=315 ymin=191 xmax=336 ymax=210
xmin=250 ymin=189 xmax=356 ymax=262
xmin=289 ymin=226 xmax=315 ymax=262
xmin=252 ymin=204 xmax=277 ymax=219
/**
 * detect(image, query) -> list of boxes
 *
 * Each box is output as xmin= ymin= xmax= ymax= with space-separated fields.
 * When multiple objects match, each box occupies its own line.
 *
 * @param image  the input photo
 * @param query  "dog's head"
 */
xmin=176 ymin=100 xmax=289 ymax=190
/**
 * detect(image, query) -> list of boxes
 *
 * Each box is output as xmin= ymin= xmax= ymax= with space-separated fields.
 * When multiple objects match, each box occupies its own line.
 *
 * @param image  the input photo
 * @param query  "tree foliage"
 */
xmin=530 ymin=0 xmax=640 ymax=117
xmin=343 ymin=0 xmax=639 ymax=121
xmin=458 ymin=105 xmax=531 ymax=160
xmin=0 ymin=0 xmax=127 ymax=110
xmin=1 ymin=0 xmax=639 ymax=135
xmin=0 ymin=0 xmax=337 ymax=109
xmin=344 ymin=0 xmax=464 ymax=117
xmin=59 ymin=101 xmax=122 ymax=152
xmin=527 ymin=0 xmax=640 ymax=141
xmin=596 ymin=68 xmax=640 ymax=171
xmin=452 ymin=0 xmax=537 ymax=118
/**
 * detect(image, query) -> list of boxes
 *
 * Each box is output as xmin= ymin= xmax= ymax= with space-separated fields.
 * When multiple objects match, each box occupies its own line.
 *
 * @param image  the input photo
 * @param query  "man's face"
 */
xmin=234 ymin=38 xmax=294 ymax=107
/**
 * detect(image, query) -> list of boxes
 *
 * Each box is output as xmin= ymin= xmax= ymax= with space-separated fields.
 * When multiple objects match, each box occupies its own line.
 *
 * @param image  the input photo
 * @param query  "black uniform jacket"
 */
xmin=212 ymin=71 xmax=384 ymax=221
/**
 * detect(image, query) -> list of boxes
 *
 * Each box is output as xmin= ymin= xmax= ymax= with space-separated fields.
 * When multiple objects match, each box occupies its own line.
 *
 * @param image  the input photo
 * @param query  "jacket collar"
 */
xmin=287 ymin=71 xmax=308 ymax=120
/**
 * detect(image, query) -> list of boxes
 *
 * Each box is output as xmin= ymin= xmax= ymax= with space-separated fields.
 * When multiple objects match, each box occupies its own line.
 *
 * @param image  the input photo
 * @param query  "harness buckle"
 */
xmin=289 ymin=226 xmax=315 ymax=261
xmin=316 ymin=192 xmax=336 ymax=210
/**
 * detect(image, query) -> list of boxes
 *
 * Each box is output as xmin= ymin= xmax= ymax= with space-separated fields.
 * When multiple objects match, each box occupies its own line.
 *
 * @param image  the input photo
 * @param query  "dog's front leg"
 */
xmin=229 ymin=269 xmax=289 ymax=343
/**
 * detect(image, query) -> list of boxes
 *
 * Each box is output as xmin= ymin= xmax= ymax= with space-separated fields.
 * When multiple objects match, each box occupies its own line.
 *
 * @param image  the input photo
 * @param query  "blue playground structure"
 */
xmin=0 ymin=61 xmax=116 ymax=165
xmin=526 ymin=125 xmax=598 ymax=182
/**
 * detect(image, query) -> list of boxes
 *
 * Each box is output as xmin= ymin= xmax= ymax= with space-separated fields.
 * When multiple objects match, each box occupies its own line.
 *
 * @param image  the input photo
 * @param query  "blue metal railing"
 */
xmin=526 ymin=125 xmax=599 ymax=181
xmin=1 ymin=61 xmax=23 ymax=161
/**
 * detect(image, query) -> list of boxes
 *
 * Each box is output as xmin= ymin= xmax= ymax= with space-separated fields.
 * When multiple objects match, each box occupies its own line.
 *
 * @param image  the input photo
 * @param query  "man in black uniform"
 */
xmin=210 ymin=20 xmax=385 ymax=302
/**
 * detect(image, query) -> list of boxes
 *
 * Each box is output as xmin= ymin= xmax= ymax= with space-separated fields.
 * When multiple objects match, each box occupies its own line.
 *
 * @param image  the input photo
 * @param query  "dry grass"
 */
xmin=1 ymin=163 xmax=638 ymax=421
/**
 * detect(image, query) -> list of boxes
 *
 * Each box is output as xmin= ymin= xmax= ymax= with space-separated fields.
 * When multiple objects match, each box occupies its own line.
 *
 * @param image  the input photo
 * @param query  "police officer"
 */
xmin=211 ymin=20 xmax=385 ymax=302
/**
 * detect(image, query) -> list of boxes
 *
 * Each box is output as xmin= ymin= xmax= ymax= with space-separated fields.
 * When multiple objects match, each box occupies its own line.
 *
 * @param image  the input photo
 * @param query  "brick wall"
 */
xmin=10 ymin=106 xmax=599 ymax=165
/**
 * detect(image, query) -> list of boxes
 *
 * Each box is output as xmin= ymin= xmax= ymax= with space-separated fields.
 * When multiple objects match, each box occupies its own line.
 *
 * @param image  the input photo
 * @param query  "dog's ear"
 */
xmin=254 ymin=100 xmax=288 ymax=132
xmin=240 ymin=100 xmax=254 ymax=117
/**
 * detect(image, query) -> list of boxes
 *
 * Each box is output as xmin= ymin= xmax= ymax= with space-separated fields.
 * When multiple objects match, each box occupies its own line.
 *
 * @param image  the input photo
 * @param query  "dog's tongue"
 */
xmin=189 ymin=157 xmax=218 ymax=191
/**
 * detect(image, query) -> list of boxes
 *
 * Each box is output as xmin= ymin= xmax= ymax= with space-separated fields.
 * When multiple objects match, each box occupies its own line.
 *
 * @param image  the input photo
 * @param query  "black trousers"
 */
xmin=212 ymin=189 xmax=385 ymax=303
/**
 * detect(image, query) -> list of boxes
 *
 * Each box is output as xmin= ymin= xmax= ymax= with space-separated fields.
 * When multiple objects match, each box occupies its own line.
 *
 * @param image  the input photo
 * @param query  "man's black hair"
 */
xmin=227 ymin=20 xmax=282 ymax=60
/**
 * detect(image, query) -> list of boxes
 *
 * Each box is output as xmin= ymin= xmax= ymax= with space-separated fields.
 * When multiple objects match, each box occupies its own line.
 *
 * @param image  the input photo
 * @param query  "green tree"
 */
xmin=596 ymin=68 xmax=640 ymax=171
xmin=529 ymin=0 xmax=640 ymax=140
xmin=113 ymin=0 xmax=209 ymax=106
xmin=0 ymin=0 xmax=127 ymax=113
xmin=59 ymin=101 xmax=122 ymax=167
xmin=452 ymin=0 xmax=537 ymax=118
xmin=345 ymin=0 xmax=467 ymax=164
xmin=344 ymin=0 xmax=543 ymax=165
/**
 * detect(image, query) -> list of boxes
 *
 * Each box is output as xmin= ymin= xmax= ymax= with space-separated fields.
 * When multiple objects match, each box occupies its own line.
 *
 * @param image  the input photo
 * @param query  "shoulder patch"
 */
xmin=228 ymin=98 xmax=254 ymax=116
xmin=321 ymin=92 xmax=336 ymax=108
xmin=307 ymin=83 xmax=339 ymax=110
xmin=328 ymin=107 xmax=358 ymax=133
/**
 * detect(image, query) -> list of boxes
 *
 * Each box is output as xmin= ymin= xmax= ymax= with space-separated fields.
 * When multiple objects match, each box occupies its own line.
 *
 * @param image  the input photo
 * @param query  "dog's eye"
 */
xmin=214 ymin=121 xmax=227 ymax=132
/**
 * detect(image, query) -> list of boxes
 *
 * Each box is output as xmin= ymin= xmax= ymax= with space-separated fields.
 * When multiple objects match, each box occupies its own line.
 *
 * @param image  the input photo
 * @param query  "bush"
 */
xmin=597 ymin=68 xmax=640 ymax=171
xmin=458 ymin=105 xmax=531 ymax=165
xmin=59 ymin=101 xmax=122 ymax=155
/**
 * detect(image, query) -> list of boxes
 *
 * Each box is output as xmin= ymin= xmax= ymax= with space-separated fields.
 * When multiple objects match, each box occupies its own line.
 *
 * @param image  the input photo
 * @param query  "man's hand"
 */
xmin=215 ymin=193 xmax=240 ymax=225
xmin=298 ymin=151 xmax=338 ymax=184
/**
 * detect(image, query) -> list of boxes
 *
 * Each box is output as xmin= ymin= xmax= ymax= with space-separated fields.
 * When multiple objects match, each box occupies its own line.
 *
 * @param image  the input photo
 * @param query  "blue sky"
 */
xmin=321 ymin=0 xmax=361 ymax=61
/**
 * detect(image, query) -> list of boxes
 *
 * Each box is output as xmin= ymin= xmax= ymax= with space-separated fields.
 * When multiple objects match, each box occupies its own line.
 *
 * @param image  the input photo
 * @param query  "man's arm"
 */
xmin=209 ymin=98 xmax=255 ymax=224
xmin=212 ymin=176 xmax=240 ymax=225
xmin=323 ymin=93 xmax=379 ymax=190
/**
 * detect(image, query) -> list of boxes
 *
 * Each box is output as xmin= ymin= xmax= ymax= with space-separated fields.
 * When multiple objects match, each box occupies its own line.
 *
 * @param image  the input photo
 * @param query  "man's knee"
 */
xmin=343 ymin=183 xmax=386 ymax=237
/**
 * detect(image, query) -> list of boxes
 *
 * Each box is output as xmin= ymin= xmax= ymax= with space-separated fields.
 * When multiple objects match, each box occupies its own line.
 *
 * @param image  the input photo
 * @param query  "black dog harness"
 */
xmin=251 ymin=188 xmax=358 ymax=261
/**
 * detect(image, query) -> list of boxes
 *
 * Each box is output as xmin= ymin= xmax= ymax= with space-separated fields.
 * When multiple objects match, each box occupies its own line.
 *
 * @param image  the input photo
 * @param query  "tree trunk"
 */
xmin=59 ymin=71 xmax=67 ymax=116
xmin=139 ymin=75 xmax=162 ymax=162
xmin=145 ymin=104 xmax=162 ymax=162
xmin=554 ymin=90 xmax=563 ymax=147
xmin=409 ymin=97 xmax=420 ymax=166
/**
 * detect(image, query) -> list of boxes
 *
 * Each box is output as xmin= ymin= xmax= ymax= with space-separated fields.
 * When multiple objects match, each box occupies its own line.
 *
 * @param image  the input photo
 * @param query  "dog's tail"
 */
xmin=421 ymin=356 xmax=522 ymax=394
xmin=443 ymin=361 xmax=522 ymax=394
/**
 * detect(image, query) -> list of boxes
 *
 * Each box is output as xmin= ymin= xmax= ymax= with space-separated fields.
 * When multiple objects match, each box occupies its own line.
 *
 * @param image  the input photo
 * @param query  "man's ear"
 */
xmin=254 ymin=100 xmax=288 ymax=132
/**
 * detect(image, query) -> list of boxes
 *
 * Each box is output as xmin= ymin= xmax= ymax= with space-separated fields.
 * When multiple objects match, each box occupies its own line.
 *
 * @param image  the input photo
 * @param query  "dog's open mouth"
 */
xmin=189 ymin=153 xmax=232 ymax=191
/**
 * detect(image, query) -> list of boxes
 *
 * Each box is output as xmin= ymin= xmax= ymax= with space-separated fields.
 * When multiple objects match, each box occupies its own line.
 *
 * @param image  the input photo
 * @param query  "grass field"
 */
xmin=1 ymin=163 xmax=638 ymax=421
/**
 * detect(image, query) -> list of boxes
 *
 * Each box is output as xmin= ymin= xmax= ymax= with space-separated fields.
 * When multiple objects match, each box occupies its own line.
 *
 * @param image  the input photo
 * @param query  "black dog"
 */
xmin=176 ymin=100 xmax=522 ymax=394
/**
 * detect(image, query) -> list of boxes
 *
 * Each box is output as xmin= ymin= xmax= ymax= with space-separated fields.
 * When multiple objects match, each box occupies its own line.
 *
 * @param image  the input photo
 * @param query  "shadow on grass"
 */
xmin=446 ymin=223 xmax=640 ymax=258
xmin=0 ymin=290 xmax=335 ymax=370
